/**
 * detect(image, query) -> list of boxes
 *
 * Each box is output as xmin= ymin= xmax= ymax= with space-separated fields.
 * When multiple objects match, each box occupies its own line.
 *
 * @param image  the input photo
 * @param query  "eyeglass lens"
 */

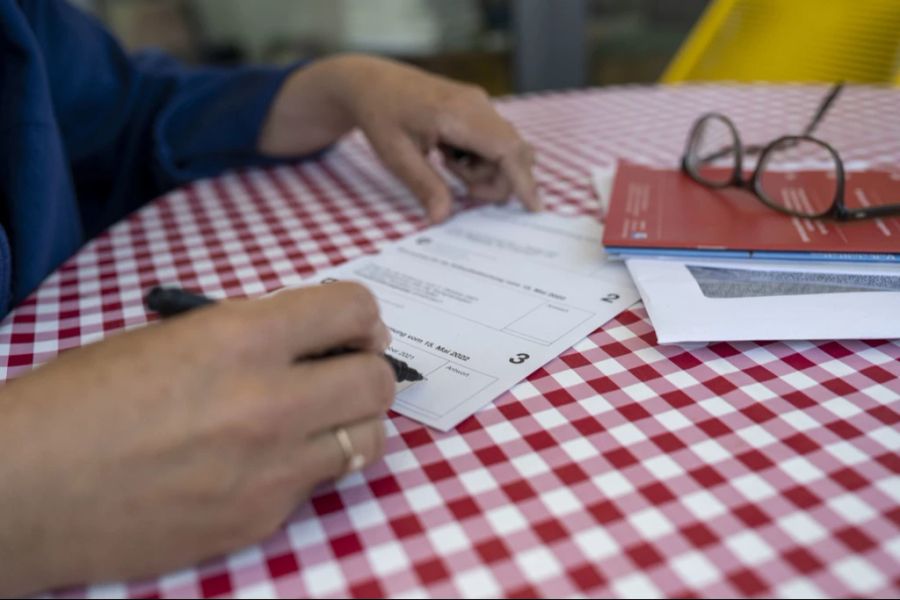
xmin=686 ymin=115 xmax=738 ymax=186
xmin=756 ymin=138 xmax=841 ymax=217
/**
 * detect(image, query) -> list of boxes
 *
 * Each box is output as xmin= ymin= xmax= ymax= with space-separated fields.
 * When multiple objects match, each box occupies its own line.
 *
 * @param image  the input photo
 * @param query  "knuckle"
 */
xmin=460 ymin=83 xmax=489 ymax=102
xmin=205 ymin=301 xmax=277 ymax=362
xmin=442 ymin=84 xmax=489 ymax=115
xmin=336 ymin=283 xmax=380 ymax=331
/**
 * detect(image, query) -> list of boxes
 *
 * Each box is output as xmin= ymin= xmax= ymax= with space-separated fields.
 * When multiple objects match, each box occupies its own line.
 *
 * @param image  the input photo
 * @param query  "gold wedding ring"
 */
xmin=334 ymin=427 xmax=366 ymax=476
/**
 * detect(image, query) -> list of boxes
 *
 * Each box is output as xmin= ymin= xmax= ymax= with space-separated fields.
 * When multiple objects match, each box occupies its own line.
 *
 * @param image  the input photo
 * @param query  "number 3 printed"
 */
xmin=509 ymin=353 xmax=530 ymax=364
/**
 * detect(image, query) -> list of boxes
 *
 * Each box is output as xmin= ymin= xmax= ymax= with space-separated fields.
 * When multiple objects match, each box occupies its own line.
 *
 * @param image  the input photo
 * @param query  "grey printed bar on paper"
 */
xmin=686 ymin=265 xmax=900 ymax=298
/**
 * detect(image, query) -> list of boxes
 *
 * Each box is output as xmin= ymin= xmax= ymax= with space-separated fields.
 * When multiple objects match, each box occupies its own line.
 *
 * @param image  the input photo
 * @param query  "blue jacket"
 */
xmin=1 ymin=0 xmax=300 ymax=315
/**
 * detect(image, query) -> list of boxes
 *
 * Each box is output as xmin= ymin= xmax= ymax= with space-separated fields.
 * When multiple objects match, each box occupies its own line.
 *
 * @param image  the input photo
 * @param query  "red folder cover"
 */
xmin=602 ymin=161 xmax=900 ymax=262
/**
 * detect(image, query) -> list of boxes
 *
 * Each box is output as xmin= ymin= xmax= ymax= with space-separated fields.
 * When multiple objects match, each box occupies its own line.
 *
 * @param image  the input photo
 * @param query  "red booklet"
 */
xmin=602 ymin=161 xmax=900 ymax=263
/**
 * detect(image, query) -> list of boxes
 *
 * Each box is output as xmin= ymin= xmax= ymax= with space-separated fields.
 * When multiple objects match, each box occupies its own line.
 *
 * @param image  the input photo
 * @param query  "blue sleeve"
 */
xmin=22 ymin=0 xmax=312 ymax=236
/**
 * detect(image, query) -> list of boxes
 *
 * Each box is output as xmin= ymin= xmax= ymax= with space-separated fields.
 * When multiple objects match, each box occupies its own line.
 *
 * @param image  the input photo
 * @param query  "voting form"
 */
xmin=311 ymin=206 xmax=638 ymax=430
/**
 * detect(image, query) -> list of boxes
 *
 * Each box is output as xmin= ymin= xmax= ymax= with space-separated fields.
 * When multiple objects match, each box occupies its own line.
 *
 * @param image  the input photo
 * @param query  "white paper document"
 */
xmin=312 ymin=206 xmax=639 ymax=430
xmin=626 ymin=258 xmax=900 ymax=344
xmin=590 ymin=164 xmax=617 ymax=216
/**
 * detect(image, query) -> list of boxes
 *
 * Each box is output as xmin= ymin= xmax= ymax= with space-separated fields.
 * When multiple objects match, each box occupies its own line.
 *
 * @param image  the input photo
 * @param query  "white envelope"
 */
xmin=626 ymin=258 xmax=900 ymax=344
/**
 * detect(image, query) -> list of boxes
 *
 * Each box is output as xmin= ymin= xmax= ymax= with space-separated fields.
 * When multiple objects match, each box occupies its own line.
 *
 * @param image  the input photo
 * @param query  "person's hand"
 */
xmin=0 ymin=283 xmax=394 ymax=596
xmin=258 ymin=54 xmax=540 ymax=222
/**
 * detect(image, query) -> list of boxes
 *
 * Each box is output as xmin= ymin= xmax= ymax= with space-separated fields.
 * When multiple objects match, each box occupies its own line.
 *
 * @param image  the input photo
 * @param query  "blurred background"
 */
xmin=74 ymin=0 xmax=900 ymax=94
xmin=71 ymin=0 xmax=708 ymax=93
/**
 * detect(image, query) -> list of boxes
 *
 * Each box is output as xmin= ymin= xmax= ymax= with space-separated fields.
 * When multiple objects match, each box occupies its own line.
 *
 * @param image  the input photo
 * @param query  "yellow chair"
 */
xmin=662 ymin=0 xmax=900 ymax=85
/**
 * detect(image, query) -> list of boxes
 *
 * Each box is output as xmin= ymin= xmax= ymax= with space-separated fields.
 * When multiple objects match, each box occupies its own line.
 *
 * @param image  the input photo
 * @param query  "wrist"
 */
xmin=314 ymin=54 xmax=387 ymax=117
xmin=257 ymin=56 xmax=361 ymax=157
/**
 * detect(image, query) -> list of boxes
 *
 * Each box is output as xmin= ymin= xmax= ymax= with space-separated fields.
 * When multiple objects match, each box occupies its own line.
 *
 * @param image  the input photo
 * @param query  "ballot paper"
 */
xmin=626 ymin=258 xmax=900 ymax=344
xmin=311 ymin=205 xmax=639 ymax=431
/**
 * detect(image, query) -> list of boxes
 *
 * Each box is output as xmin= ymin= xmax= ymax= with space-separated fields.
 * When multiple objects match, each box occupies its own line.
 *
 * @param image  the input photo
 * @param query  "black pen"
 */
xmin=144 ymin=286 xmax=424 ymax=383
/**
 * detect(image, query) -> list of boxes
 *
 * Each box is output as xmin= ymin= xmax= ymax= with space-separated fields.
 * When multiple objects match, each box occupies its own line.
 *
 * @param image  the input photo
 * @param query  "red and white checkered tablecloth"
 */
xmin=2 ymin=84 xmax=899 ymax=598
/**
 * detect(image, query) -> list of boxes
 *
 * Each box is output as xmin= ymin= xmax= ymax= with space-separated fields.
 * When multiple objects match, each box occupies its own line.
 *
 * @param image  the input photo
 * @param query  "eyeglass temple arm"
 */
xmin=741 ymin=82 xmax=843 ymax=159
xmin=694 ymin=83 xmax=844 ymax=165
xmin=802 ymin=82 xmax=845 ymax=137
xmin=843 ymin=202 xmax=900 ymax=220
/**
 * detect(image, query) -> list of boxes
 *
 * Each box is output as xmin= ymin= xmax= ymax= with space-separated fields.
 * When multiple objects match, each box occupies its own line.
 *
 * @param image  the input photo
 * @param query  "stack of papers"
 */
xmin=597 ymin=161 xmax=900 ymax=345
xmin=601 ymin=160 xmax=899 ymax=262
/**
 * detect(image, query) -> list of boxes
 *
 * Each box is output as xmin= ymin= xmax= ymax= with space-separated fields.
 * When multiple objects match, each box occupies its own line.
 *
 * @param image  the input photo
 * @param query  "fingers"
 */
xmin=435 ymin=93 xmax=541 ymax=212
xmin=501 ymin=145 xmax=541 ymax=212
xmin=220 ymin=282 xmax=390 ymax=362
xmin=442 ymin=155 xmax=512 ymax=204
xmin=369 ymin=130 xmax=453 ymax=222
xmin=442 ymin=141 xmax=538 ymax=210
xmin=438 ymin=143 xmax=495 ymax=183
xmin=279 ymin=352 xmax=396 ymax=436
xmin=361 ymin=83 xmax=539 ymax=218
xmin=305 ymin=417 xmax=387 ymax=482
xmin=445 ymin=133 xmax=539 ymax=211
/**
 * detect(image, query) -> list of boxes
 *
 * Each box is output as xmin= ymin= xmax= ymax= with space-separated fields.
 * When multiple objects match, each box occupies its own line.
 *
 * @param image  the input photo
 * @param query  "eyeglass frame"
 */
xmin=680 ymin=83 xmax=900 ymax=221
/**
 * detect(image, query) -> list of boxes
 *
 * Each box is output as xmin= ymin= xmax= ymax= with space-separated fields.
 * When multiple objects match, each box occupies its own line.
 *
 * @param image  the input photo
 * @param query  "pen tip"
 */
xmin=403 ymin=367 xmax=424 ymax=382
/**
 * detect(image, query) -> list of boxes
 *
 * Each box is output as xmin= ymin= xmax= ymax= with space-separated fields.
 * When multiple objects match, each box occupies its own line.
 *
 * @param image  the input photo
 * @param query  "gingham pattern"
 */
xmin=2 ymin=85 xmax=898 ymax=598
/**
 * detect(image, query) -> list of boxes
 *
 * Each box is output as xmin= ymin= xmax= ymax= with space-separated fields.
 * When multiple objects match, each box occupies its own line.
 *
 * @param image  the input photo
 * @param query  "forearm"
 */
xmin=0 ymin=391 xmax=62 ymax=596
xmin=257 ymin=53 xmax=439 ymax=157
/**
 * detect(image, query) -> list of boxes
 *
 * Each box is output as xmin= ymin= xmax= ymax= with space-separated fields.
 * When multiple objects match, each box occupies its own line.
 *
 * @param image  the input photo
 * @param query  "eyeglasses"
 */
xmin=681 ymin=83 xmax=900 ymax=221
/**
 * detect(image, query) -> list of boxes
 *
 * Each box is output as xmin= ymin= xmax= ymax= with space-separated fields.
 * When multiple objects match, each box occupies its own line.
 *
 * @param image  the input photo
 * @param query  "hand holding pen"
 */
xmin=0 ymin=282 xmax=404 ymax=593
xmin=145 ymin=286 xmax=423 ymax=382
